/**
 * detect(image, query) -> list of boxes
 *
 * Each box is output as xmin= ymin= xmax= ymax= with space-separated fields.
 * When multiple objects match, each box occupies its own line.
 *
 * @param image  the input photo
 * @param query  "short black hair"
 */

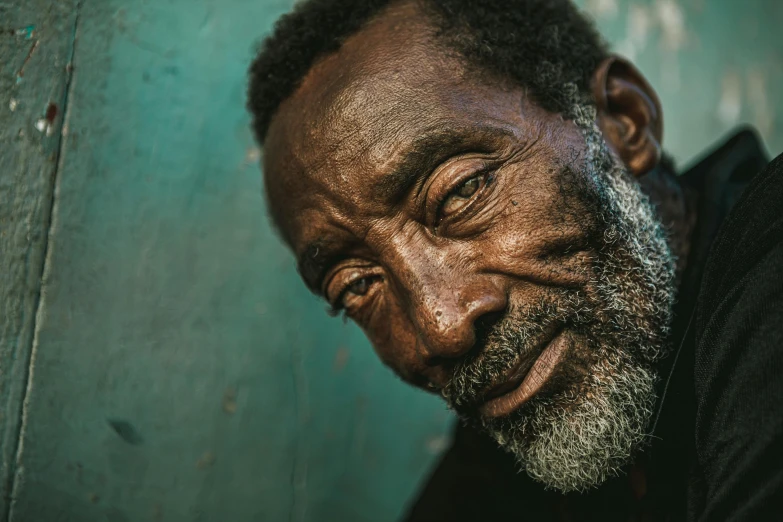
xmin=247 ymin=0 xmax=608 ymax=145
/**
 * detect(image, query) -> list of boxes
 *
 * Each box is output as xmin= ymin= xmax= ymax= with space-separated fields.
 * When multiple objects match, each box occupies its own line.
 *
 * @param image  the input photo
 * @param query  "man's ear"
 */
xmin=592 ymin=56 xmax=663 ymax=177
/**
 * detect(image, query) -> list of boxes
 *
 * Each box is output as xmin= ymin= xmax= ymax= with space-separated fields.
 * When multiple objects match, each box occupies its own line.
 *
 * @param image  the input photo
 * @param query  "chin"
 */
xmin=482 ymin=344 xmax=658 ymax=493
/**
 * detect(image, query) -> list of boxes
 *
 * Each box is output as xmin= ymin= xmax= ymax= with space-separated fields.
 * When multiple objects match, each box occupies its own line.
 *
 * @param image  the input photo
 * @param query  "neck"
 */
xmin=638 ymin=161 xmax=699 ymax=288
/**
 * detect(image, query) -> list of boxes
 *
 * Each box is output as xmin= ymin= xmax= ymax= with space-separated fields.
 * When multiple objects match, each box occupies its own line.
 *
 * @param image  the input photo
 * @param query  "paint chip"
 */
xmin=45 ymin=102 xmax=58 ymax=124
xmin=9 ymin=99 xmax=18 ymax=111
xmin=35 ymin=119 xmax=47 ymax=133
xmin=16 ymin=25 xmax=35 ymax=39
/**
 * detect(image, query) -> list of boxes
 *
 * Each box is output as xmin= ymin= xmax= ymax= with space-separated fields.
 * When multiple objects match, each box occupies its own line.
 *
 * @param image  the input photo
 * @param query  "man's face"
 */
xmin=264 ymin=5 xmax=675 ymax=492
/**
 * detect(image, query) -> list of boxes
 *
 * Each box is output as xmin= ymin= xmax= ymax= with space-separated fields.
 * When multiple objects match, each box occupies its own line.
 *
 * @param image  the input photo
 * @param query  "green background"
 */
xmin=1 ymin=0 xmax=780 ymax=521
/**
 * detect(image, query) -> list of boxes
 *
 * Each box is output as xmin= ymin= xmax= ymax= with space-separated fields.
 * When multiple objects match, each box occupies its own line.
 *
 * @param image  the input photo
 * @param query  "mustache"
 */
xmin=441 ymin=297 xmax=580 ymax=412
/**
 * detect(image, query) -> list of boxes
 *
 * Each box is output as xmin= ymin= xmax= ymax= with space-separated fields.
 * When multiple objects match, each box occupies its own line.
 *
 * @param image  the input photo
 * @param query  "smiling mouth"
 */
xmin=478 ymin=327 xmax=569 ymax=418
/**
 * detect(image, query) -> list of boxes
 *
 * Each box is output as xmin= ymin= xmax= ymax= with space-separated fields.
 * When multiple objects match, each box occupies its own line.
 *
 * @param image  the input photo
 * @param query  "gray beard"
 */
xmin=441 ymin=103 xmax=676 ymax=493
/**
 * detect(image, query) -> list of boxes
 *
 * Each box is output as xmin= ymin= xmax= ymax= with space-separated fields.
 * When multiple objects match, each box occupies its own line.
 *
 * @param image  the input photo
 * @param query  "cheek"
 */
xmin=478 ymin=170 xmax=597 ymax=286
xmin=494 ymin=180 xmax=584 ymax=250
xmin=363 ymin=295 xmax=424 ymax=381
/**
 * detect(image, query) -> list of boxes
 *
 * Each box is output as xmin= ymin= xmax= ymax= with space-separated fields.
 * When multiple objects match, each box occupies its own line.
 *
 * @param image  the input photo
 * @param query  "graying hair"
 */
xmin=443 ymin=85 xmax=675 ymax=493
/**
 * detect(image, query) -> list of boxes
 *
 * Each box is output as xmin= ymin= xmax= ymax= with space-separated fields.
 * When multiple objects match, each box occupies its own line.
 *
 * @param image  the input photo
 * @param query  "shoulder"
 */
xmin=690 ymin=152 xmax=783 ymax=520
xmin=693 ymin=150 xmax=783 ymax=418
xmin=696 ymin=151 xmax=783 ymax=316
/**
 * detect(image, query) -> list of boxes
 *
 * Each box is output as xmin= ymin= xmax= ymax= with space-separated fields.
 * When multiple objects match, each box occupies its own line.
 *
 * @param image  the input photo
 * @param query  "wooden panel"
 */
xmin=0 ymin=2 xmax=78 ymax=520
xmin=5 ymin=1 xmax=451 ymax=521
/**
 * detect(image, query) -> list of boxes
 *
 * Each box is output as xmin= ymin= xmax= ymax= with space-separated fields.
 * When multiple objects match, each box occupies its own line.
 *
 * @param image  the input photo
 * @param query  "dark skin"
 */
xmin=264 ymin=2 xmax=697 ymax=396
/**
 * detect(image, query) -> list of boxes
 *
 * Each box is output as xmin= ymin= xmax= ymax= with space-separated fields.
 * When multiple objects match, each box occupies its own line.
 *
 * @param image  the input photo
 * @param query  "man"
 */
xmin=247 ymin=0 xmax=783 ymax=520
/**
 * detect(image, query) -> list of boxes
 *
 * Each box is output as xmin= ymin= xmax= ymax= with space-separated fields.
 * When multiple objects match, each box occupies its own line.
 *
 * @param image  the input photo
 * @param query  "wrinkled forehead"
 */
xmin=264 ymin=6 xmax=464 ymax=177
xmin=261 ymin=2 xmax=526 ymax=249
xmin=276 ymin=9 xmax=454 ymax=151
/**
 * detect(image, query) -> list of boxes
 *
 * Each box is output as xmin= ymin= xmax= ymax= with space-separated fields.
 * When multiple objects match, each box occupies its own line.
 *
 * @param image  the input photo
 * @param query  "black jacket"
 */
xmin=405 ymin=129 xmax=782 ymax=522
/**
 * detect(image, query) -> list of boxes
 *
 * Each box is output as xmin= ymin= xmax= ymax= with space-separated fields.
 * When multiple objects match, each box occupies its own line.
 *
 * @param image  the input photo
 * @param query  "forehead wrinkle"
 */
xmin=298 ymin=98 xmax=433 ymax=209
xmin=322 ymin=87 xmax=427 ymax=162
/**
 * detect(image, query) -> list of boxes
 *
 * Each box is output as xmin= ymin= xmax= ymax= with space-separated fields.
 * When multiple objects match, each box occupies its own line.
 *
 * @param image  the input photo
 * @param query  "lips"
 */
xmin=478 ymin=327 xmax=568 ymax=418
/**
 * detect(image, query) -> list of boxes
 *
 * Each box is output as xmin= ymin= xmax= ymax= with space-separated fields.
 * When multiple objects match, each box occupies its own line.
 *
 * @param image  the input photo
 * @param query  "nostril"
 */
xmin=474 ymin=310 xmax=505 ymax=349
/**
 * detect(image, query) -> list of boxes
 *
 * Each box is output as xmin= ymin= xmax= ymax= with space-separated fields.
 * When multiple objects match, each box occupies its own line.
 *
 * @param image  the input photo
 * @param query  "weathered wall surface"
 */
xmin=0 ymin=1 xmax=780 ymax=521
xmin=1 ymin=2 xmax=451 ymax=521
xmin=0 ymin=2 xmax=78 ymax=519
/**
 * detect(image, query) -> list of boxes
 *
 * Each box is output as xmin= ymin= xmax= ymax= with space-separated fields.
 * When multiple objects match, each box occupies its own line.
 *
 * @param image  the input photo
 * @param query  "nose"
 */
xmin=412 ymin=280 xmax=507 ymax=365
xmin=382 ymin=237 xmax=508 ymax=372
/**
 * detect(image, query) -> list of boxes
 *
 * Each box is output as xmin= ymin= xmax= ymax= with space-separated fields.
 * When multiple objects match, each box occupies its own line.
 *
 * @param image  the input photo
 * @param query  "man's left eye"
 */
xmin=440 ymin=174 xmax=485 ymax=218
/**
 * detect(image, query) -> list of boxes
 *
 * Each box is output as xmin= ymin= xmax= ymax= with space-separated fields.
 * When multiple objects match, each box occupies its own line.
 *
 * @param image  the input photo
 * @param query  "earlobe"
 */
xmin=592 ymin=56 xmax=663 ymax=177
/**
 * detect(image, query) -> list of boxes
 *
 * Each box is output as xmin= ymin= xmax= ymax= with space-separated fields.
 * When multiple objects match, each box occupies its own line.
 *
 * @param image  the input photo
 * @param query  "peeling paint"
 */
xmin=45 ymin=102 xmax=58 ymax=124
xmin=15 ymin=25 xmax=35 ymax=39
xmin=31 ymin=103 xmax=60 ymax=136
xmin=9 ymin=98 xmax=18 ymax=111
xmin=17 ymin=39 xmax=40 ymax=81
xmin=34 ymin=119 xmax=56 ymax=137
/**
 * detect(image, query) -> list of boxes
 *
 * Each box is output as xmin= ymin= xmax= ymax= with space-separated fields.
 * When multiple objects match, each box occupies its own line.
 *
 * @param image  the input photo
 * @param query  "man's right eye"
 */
xmin=439 ymin=174 xmax=483 ymax=217
xmin=327 ymin=274 xmax=381 ymax=317
xmin=345 ymin=277 xmax=372 ymax=298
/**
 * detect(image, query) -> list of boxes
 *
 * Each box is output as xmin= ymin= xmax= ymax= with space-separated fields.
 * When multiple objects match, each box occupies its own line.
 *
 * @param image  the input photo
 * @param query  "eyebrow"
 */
xmin=298 ymin=124 xmax=516 ymax=294
xmin=373 ymin=124 xmax=515 ymax=202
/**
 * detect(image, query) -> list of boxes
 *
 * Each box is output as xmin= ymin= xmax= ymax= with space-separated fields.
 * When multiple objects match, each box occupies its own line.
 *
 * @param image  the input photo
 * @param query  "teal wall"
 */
xmin=0 ymin=1 xmax=780 ymax=522
xmin=576 ymin=0 xmax=783 ymax=165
